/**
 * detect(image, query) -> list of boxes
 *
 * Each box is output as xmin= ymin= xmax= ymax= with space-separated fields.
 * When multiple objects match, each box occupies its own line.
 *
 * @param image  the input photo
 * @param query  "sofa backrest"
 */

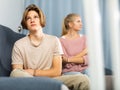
xmin=0 ymin=25 xmax=25 ymax=76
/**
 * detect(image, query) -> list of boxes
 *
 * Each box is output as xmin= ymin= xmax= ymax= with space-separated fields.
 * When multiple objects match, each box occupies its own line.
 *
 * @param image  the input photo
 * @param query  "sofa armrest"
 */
xmin=0 ymin=77 xmax=62 ymax=90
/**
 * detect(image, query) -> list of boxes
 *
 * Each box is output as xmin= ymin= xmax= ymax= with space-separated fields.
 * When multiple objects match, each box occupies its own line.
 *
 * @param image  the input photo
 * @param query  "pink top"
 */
xmin=59 ymin=35 xmax=88 ymax=73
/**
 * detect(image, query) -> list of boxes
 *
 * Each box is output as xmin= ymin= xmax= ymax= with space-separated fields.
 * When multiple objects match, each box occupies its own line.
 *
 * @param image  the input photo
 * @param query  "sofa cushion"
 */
xmin=0 ymin=77 xmax=62 ymax=90
xmin=0 ymin=25 xmax=25 ymax=76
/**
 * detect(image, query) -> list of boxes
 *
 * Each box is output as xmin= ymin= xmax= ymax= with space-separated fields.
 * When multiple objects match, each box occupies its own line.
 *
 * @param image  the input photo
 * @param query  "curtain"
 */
xmin=23 ymin=0 xmax=85 ymax=37
xmin=23 ymin=0 xmax=120 ymax=74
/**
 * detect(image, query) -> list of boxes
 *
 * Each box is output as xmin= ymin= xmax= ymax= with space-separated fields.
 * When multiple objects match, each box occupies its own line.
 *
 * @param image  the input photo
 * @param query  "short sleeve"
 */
xmin=53 ymin=37 xmax=63 ymax=55
xmin=12 ymin=43 xmax=23 ymax=65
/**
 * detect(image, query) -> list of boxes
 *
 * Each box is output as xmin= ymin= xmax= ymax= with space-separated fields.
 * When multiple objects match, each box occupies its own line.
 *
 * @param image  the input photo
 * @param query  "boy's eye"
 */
xmin=26 ymin=15 xmax=39 ymax=21
xmin=34 ymin=16 xmax=39 ymax=18
xmin=26 ymin=17 xmax=31 ymax=21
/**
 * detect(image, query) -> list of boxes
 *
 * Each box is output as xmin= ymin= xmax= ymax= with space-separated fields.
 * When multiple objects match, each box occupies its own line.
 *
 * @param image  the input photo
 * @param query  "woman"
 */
xmin=10 ymin=4 xmax=90 ymax=90
xmin=59 ymin=13 xmax=89 ymax=75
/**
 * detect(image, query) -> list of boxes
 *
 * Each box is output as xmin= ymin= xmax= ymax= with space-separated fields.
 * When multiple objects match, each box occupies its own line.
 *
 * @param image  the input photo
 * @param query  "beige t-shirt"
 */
xmin=12 ymin=34 xmax=63 ymax=70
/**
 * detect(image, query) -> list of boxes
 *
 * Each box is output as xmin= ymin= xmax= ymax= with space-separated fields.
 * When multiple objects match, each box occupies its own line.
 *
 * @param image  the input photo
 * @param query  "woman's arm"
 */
xmin=63 ymin=55 xmax=84 ymax=64
xmin=74 ymin=48 xmax=88 ymax=58
xmin=63 ymin=48 xmax=88 ymax=64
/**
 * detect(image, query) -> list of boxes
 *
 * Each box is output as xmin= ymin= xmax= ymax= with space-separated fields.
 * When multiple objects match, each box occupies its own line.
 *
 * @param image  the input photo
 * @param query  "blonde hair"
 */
xmin=61 ymin=13 xmax=80 ymax=36
xmin=21 ymin=4 xmax=46 ymax=29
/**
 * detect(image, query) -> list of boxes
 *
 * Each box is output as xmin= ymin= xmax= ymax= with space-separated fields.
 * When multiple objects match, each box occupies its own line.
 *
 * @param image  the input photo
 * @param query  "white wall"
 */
xmin=0 ymin=0 xmax=24 ymax=32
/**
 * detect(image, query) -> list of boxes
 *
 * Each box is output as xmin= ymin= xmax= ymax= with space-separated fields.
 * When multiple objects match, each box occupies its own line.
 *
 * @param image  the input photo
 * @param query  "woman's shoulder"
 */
xmin=59 ymin=35 xmax=66 ymax=41
xmin=79 ymin=34 xmax=87 ymax=41
xmin=60 ymin=34 xmax=85 ymax=40
xmin=59 ymin=35 xmax=67 ymax=39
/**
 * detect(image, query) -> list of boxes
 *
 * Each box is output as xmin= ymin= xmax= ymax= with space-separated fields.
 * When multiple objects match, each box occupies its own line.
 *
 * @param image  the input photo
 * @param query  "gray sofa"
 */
xmin=0 ymin=25 xmax=63 ymax=90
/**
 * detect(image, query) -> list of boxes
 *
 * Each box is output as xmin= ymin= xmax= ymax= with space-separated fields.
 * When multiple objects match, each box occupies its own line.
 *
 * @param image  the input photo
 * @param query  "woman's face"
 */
xmin=26 ymin=10 xmax=41 ymax=32
xmin=70 ymin=16 xmax=83 ymax=31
